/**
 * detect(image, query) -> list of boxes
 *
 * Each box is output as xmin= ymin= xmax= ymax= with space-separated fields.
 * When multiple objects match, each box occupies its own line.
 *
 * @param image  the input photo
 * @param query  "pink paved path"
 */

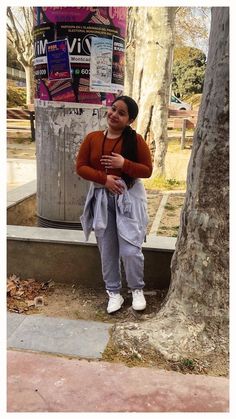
xmin=7 ymin=350 xmax=229 ymax=412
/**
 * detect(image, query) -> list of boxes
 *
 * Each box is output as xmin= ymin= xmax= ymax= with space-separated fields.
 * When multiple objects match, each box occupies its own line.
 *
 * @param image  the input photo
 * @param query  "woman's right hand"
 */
xmin=105 ymin=175 xmax=125 ymax=194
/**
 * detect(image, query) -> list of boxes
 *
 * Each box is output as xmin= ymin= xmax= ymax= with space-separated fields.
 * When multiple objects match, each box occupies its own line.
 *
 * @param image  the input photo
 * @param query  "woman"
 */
xmin=76 ymin=96 xmax=152 ymax=313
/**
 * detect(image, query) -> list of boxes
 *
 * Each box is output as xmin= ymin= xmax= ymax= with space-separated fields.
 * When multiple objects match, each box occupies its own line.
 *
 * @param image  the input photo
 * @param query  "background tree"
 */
xmin=115 ymin=7 xmax=229 ymax=365
xmin=175 ymin=7 xmax=210 ymax=50
xmin=7 ymin=39 xmax=24 ymax=71
xmin=172 ymin=46 xmax=207 ymax=98
xmin=7 ymin=6 xmax=34 ymax=105
xmin=125 ymin=7 xmax=177 ymax=177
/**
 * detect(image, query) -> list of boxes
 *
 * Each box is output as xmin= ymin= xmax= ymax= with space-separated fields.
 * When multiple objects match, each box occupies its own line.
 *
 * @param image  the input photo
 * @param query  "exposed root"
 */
xmin=108 ymin=310 xmax=229 ymax=376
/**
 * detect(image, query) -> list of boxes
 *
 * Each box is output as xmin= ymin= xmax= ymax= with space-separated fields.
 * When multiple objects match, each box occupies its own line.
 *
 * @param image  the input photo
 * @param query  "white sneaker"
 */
xmin=132 ymin=289 xmax=146 ymax=311
xmin=106 ymin=291 xmax=124 ymax=314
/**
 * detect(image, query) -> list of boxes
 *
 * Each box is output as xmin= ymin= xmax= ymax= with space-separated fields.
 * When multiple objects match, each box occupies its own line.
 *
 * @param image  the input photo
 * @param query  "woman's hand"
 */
xmin=105 ymin=175 xmax=125 ymax=194
xmin=101 ymin=152 xmax=125 ymax=170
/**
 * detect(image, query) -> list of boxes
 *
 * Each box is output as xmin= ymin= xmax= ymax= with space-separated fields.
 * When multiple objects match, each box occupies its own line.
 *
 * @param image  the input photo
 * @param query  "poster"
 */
xmin=34 ymin=23 xmax=55 ymax=80
xmin=46 ymin=39 xmax=72 ymax=80
xmin=90 ymin=37 xmax=113 ymax=92
xmin=34 ymin=7 xmax=126 ymax=37
xmin=33 ymin=7 xmax=127 ymax=105
xmin=111 ymin=36 xmax=125 ymax=89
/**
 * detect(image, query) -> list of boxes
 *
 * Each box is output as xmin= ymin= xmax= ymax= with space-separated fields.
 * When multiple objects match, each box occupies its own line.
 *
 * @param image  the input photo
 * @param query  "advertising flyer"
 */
xmin=111 ymin=36 xmax=125 ymax=89
xmin=90 ymin=37 xmax=113 ymax=92
xmin=46 ymin=39 xmax=72 ymax=81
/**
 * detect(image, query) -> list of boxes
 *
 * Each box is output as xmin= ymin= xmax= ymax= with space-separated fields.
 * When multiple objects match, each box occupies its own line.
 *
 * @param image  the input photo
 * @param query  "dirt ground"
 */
xmin=158 ymin=194 xmax=185 ymax=237
xmin=7 ymin=278 xmax=167 ymax=323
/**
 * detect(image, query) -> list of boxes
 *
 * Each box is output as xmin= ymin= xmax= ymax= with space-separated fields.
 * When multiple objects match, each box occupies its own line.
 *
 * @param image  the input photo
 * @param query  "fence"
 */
xmin=168 ymin=109 xmax=198 ymax=149
xmin=7 ymin=108 xmax=35 ymax=141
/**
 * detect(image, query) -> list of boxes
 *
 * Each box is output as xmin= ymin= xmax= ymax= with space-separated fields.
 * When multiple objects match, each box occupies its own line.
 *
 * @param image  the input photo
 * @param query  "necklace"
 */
xmin=101 ymin=130 xmax=122 ymax=173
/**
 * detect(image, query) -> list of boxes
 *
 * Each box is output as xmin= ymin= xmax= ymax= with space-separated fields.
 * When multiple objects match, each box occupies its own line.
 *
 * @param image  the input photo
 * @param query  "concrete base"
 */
xmin=7 ymin=195 xmax=36 ymax=226
xmin=7 ymin=179 xmax=36 ymax=208
xmin=7 ymin=225 xmax=175 ymax=289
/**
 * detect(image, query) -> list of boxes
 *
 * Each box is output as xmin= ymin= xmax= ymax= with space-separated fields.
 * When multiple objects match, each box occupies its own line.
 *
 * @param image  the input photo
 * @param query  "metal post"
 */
xmin=29 ymin=111 xmax=35 ymax=142
xmin=181 ymin=118 xmax=187 ymax=150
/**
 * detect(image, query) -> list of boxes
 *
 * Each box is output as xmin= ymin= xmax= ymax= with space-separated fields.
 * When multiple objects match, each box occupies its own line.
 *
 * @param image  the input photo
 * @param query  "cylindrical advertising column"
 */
xmin=33 ymin=7 xmax=127 ymax=228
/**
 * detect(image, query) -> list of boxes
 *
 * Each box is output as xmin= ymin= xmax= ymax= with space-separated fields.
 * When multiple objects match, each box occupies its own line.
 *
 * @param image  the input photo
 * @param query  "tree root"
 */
xmin=112 ymin=309 xmax=228 ymax=363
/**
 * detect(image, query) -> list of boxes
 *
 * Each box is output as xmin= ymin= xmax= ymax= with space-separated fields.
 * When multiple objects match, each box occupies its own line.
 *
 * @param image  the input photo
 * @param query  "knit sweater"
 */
xmin=76 ymin=130 xmax=152 ymax=185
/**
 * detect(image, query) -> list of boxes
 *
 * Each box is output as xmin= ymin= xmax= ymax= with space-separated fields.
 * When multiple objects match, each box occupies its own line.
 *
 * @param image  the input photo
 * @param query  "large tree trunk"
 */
xmin=124 ymin=7 xmax=138 ymax=97
xmin=125 ymin=7 xmax=176 ymax=176
xmin=114 ymin=7 xmax=229 ymax=362
xmin=24 ymin=64 xmax=34 ymax=105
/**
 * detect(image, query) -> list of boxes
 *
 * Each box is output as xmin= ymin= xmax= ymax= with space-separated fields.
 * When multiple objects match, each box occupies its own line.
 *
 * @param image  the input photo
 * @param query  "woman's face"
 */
xmin=107 ymin=100 xmax=133 ymax=131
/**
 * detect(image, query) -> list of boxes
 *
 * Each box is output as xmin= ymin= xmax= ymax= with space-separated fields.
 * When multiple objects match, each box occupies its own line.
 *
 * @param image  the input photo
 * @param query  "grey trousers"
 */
xmin=96 ymin=193 xmax=145 ymax=293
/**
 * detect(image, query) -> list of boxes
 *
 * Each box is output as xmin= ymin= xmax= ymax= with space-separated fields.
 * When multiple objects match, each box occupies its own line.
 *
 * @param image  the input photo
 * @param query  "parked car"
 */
xmin=170 ymin=95 xmax=192 ymax=110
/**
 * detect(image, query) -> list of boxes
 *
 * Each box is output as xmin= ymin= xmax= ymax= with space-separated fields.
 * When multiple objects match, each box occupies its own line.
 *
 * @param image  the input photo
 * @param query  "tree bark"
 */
xmin=114 ymin=7 xmax=229 ymax=361
xmin=24 ymin=64 xmax=34 ymax=105
xmin=125 ymin=7 xmax=176 ymax=176
xmin=124 ymin=7 xmax=138 ymax=97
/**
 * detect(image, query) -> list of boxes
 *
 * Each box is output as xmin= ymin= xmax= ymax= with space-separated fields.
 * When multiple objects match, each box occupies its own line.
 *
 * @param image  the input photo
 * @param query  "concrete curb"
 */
xmin=8 ymin=312 xmax=112 ymax=360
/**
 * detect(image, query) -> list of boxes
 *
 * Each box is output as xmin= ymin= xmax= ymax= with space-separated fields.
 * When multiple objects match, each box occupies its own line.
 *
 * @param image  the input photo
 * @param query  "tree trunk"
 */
xmin=114 ymin=7 xmax=229 ymax=362
xmin=125 ymin=7 xmax=176 ymax=176
xmin=24 ymin=64 xmax=34 ymax=105
xmin=124 ymin=7 xmax=138 ymax=97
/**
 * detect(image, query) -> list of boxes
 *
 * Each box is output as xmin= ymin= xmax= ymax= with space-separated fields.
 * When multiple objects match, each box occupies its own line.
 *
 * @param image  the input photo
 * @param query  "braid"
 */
xmin=121 ymin=126 xmax=137 ymax=189
xmin=111 ymin=96 xmax=139 ymax=188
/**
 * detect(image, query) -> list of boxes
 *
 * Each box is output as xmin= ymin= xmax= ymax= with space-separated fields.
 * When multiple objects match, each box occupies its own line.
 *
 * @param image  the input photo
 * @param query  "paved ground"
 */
xmin=7 ymin=313 xmax=229 ymax=413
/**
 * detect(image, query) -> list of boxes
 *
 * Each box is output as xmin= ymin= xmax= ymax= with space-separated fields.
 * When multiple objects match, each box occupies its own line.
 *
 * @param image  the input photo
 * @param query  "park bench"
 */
xmin=7 ymin=107 xmax=35 ymax=141
xmin=168 ymin=108 xmax=198 ymax=149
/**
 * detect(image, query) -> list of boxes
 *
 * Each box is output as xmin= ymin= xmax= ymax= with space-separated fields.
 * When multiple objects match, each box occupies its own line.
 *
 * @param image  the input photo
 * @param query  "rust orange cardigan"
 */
xmin=76 ymin=130 xmax=152 ymax=185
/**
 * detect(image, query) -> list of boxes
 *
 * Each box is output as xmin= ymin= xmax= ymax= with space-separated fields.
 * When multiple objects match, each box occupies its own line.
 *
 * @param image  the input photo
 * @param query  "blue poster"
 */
xmin=46 ymin=39 xmax=72 ymax=81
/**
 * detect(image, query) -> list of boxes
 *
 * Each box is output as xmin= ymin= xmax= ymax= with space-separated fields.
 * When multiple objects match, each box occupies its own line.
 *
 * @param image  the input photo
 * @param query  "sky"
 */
xmin=187 ymin=7 xmax=211 ymax=55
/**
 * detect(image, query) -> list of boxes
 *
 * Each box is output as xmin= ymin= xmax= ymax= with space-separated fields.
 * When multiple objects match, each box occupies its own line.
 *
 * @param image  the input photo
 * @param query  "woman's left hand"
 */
xmin=100 ymin=152 xmax=125 ymax=170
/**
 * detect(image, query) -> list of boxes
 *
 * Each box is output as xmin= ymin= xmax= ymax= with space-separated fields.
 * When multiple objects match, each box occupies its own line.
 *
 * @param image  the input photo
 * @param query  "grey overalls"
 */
xmin=80 ymin=179 xmax=148 ymax=292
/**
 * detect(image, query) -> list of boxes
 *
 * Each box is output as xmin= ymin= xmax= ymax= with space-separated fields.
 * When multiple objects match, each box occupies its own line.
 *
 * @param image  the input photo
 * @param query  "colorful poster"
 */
xmin=35 ymin=7 xmax=126 ymax=37
xmin=34 ymin=23 xmax=55 ymax=79
xmin=111 ymin=36 xmax=125 ymax=89
xmin=33 ymin=7 xmax=127 ymax=105
xmin=46 ymin=39 xmax=72 ymax=80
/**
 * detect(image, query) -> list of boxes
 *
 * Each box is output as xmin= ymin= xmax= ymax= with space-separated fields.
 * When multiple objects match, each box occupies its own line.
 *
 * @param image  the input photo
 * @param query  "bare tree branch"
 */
xmin=7 ymin=6 xmax=34 ymax=104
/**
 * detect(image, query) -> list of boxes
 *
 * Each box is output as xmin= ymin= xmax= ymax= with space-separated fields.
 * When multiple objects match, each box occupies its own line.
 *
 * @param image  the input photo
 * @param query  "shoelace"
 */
xmin=133 ymin=290 xmax=142 ymax=295
xmin=108 ymin=292 xmax=119 ymax=298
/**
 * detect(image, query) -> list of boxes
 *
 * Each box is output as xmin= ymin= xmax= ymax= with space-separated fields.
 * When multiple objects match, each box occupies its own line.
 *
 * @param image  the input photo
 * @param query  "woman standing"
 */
xmin=76 ymin=96 xmax=152 ymax=313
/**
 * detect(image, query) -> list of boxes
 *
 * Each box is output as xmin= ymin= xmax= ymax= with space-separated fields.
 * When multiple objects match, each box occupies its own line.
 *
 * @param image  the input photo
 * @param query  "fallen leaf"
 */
xmin=27 ymin=300 xmax=35 ymax=307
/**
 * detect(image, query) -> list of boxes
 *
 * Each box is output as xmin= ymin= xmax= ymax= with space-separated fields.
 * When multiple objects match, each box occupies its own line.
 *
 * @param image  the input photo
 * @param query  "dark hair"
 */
xmin=111 ymin=96 xmax=139 ymax=188
xmin=112 ymin=95 xmax=139 ymax=121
